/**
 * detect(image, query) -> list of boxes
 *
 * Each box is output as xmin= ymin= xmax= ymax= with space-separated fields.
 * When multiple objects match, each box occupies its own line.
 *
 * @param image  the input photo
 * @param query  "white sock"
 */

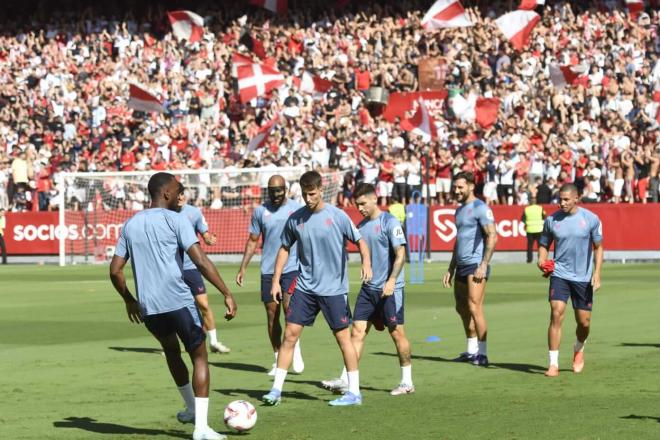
xmin=467 ymin=337 xmax=478 ymax=354
xmin=294 ymin=339 xmax=301 ymax=354
xmin=207 ymin=328 xmax=218 ymax=345
xmin=177 ymin=383 xmax=195 ymax=411
xmin=401 ymin=365 xmax=413 ymax=386
xmin=339 ymin=366 xmax=348 ymax=383
xmin=549 ymin=350 xmax=559 ymax=367
xmin=194 ymin=397 xmax=209 ymax=431
xmin=347 ymin=370 xmax=360 ymax=396
xmin=274 ymin=351 xmax=279 ymax=364
xmin=272 ymin=368 xmax=288 ymax=392
xmin=478 ymin=340 xmax=488 ymax=356
xmin=574 ymin=339 xmax=585 ymax=353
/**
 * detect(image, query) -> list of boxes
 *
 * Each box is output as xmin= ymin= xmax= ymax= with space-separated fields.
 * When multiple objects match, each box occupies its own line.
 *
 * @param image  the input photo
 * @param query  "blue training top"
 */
xmin=454 ymin=199 xmax=495 ymax=266
xmin=249 ymin=199 xmax=301 ymax=275
xmin=357 ymin=212 xmax=406 ymax=291
xmin=179 ymin=204 xmax=209 ymax=271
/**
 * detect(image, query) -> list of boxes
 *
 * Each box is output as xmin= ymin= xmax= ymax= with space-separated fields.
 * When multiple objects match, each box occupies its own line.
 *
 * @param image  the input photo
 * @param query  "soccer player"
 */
xmin=442 ymin=172 xmax=497 ymax=367
xmin=538 ymin=183 xmax=603 ymax=377
xmin=178 ymin=187 xmax=231 ymax=354
xmin=261 ymin=171 xmax=372 ymax=407
xmin=109 ymin=172 xmax=237 ymax=440
xmin=322 ymin=183 xmax=413 ymax=395
xmin=236 ymin=174 xmax=305 ymax=375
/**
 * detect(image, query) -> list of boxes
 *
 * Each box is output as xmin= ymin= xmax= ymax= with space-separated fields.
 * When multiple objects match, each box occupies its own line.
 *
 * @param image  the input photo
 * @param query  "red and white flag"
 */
xmin=231 ymin=52 xmax=254 ymax=77
xmin=250 ymin=0 xmax=288 ymax=14
xmin=518 ymin=0 xmax=545 ymax=10
xmin=475 ymin=98 xmax=500 ymax=129
xmin=167 ymin=11 xmax=205 ymax=42
xmin=625 ymin=0 xmax=644 ymax=17
xmin=127 ymin=83 xmax=165 ymax=113
xmin=422 ymin=0 xmax=473 ymax=30
xmin=293 ymin=71 xmax=333 ymax=95
xmin=495 ymin=10 xmax=540 ymax=51
xmin=401 ymin=99 xmax=438 ymax=141
xmin=245 ymin=114 xmax=279 ymax=156
xmin=237 ymin=62 xmax=285 ymax=103
xmin=549 ymin=64 xmax=580 ymax=88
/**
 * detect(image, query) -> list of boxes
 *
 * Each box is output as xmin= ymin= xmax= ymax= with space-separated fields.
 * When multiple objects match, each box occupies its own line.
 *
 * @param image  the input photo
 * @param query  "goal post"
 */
xmin=57 ymin=167 xmax=345 ymax=266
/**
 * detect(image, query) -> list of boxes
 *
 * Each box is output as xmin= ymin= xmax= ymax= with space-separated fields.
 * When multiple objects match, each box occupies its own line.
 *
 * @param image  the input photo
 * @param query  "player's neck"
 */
xmin=310 ymin=200 xmax=325 ymax=213
xmin=464 ymin=194 xmax=477 ymax=205
xmin=368 ymin=209 xmax=382 ymax=221
xmin=150 ymin=200 xmax=170 ymax=209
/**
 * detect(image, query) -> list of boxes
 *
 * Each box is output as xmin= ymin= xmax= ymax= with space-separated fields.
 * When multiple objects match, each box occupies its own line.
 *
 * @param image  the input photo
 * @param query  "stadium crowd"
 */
xmin=0 ymin=0 xmax=659 ymax=213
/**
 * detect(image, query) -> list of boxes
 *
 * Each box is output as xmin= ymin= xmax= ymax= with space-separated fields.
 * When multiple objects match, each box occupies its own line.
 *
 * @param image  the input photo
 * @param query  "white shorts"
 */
xmin=422 ymin=183 xmax=437 ymax=198
xmin=436 ymin=178 xmax=451 ymax=193
xmin=613 ymin=179 xmax=624 ymax=197
xmin=483 ymin=181 xmax=498 ymax=200
xmin=376 ymin=181 xmax=393 ymax=198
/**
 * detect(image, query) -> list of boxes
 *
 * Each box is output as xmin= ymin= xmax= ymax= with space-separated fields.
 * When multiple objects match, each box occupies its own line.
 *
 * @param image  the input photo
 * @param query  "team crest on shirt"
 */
xmin=374 ymin=225 xmax=381 ymax=234
xmin=325 ymin=218 xmax=334 ymax=226
xmin=579 ymin=219 xmax=587 ymax=229
xmin=467 ymin=208 xmax=473 ymax=215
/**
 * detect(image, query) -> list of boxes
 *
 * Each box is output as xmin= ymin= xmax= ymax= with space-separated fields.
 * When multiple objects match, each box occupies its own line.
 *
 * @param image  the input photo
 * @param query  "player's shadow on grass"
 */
xmin=53 ymin=417 xmax=189 ymax=438
xmin=287 ymin=378 xmax=391 ymax=393
xmin=109 ymin=346 xmax=163 ymax=355
xmin=214 ymin=388 xmax=319 ymax=402
xmin=372 ymin=351 xmax=453 ymax=363
xmin=209 ymin=361 xmax=268 ymax=373
xmin=373 ymin=351 xmax=545 ymax=374
xmin=619 ymin=343 xmax=660 ymax=348
xmin=621 ymin=415 xmax=660 ymax=423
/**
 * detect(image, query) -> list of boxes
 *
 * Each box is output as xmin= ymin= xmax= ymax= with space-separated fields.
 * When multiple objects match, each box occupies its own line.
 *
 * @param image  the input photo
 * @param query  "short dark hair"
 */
xmin=299 ymin=170 xmax=322 ymax=190
xmin=148 ymin=172 xmax=176 ymax=199
xmin=453 ymin=171 xmax=475 ymax=184
xmin=559 ymin=183 xmax=578 ymax=195
xmin=353 ymin=183 xmax=376 ymax=199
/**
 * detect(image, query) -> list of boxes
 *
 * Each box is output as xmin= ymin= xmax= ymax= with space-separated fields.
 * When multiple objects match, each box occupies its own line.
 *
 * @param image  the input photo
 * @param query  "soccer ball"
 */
xmin=223 ymin=400 xmax=257 ymax=432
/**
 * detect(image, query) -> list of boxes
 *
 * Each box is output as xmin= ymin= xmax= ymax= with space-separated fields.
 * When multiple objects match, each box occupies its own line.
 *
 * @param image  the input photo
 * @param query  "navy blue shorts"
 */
xmin=143 ymin=305 xmax=206 ymax=353
xmin=549 ymin=277 xmax=593 ymax=311
xmin=455 ymin=264 xmax=490 ymax=283
xmin=261 ymin=271 xmax=299 ymax=303
xmin=183 ymin=269 xmax=206 ymax=296
xmin=285 ymin=290 xmax=352 ymax=331
xmin=353 ymin=285 xmax=404 ymax=331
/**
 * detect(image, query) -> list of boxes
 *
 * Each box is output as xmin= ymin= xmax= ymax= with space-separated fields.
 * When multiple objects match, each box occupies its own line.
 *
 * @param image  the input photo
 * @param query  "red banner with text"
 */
xmin=4 ymin=204 xmax=660 ymax=255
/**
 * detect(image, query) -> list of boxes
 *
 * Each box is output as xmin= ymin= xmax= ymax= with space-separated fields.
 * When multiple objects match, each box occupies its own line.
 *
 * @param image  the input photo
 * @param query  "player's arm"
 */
xmin=109 ymin=255 xmax=141 ymax=324
xmin=538 ymin=217 xmax=554 ymax=273
xmin=474 ymin=223 xmax=497 ymax=282
xmin=271 ymin=245 xmax=290 ymax=304
xmin=443 ymin=242 xmax=457 ymax=288
xmin=357 ymin=238 xmax=373 ymax=283
xmin=591 ymin=240 xmax=603 ymax=291
xmin=187 ymin=244 xmax=237 ymax=320
xmin=383 ymin=245 xmax=405 ymax=297
xmin=236 ymin=233 xmax=260 ymax=287
xmin=201 ymin=231 xmax=217 ymax=246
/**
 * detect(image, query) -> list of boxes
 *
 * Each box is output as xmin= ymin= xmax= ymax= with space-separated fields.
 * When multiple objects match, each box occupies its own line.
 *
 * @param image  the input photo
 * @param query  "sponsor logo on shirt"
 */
xmin=393 ymin=226 xmax=404 ymax=238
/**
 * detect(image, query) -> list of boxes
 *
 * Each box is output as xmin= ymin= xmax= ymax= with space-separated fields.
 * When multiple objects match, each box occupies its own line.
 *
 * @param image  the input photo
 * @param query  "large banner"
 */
xmin=382 ymin=90 xmax=447 ymax=122
xmin=4 ymin=204 xmax=660 ymax=255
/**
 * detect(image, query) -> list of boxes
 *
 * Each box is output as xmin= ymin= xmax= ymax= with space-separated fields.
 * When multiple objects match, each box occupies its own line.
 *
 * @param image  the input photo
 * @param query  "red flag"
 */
xmin=167 ymin=11 xmax=205 ymax=42
xmin=245 ymin=114 xmax=279 ymax=156
xmin=518 ymin=0 xmax=545 ymax=10
xmin=625 ymin=0 xmax=644 ymax=18
xmin=475 ymin=98 xmax=500 ymax=129
xmin=495 ymin=10 xmax=540 ymax=51
xmin=250 ymin=0 xmax=288 ymax=14
xmin=127 ymin=84 xmax=165 ymax=113
xmin=237 ymin=62 xmax=285 ymax=103
xmin=549 ymin=64 xmax=580 ymax=88
xmin=422 ymin=0 xmax=473 ymax=30
xmin=293 ymin=71 xmax=333 ymax=95
xmin=401 ymin=98 xmax=438 ymax=141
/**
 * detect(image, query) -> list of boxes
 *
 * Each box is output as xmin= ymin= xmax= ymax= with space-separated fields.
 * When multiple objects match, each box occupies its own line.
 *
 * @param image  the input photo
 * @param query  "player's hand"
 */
xmin=271 ymin=283 xmax=283 ymax=305
xmin=591 ymin=273 xmax=601 ymax=292
xmin=361 ymin=264 xmax=373 ymax=283
xmin=442 ymin=271 xmax=453 ymax=288
xmin=472 ymin=264 xmax=487 ymax=284
xmin=537 ymin=259 xmax=546 ymax=273
xmin=125 ymin=300 xmax=142 ymax=324
xmin=382 ymin=278 xmax=396 ymax=297
xmin=236 ymin=269 xmax=245 ymax=287
xmin=203 ymin=233 xmax=217 ymax=246
xmin=224 ymin=294 xmax=237 ymax=320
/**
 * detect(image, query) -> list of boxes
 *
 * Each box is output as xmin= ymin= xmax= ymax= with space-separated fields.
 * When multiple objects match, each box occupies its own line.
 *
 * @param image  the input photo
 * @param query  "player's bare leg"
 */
xmin=282 ymin=292 xmax=304 ymax=373
xmin=328 ymin=326 xmax=362 ymax=406
xmin=323 ymin=321 xmax=371 ymax=394
xmin=453 ymin=280 xmax=478 ymax=361
xmin=263 ymin=323 xmax=303 ymax=405
xmin=572 ymin=309 xmax=591 ymax=373
xmin=467 ymin=275 xmax=488 ymax=366
xmin=264 ymin=301 xmax=282 ymax=375
xmin=195 ymin=294 xmax=230 ymax=354
xmin=389 ymin=325 xmax=414 ymax=395
xmin=546 ymin=300 xmax=567 ymax=377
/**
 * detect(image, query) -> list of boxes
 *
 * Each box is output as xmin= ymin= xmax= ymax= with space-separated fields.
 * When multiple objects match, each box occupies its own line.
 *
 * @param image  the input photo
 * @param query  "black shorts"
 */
xmin=455 ymin=263 xmax=490 ymax=283
xmin=183 ymin=269 xmax=206 ymax=296
xmin=144 ymin=305 xmax=206 ymax=353
xmin=260 ymin=271 xmax=299 ymax=303
xmin=285 ymin=290 xmax=352 ymax=331
xmin=353 ymin=285 xmax=404 ymax=331
xmin=549 ymin=276 xmax=593 ymax=311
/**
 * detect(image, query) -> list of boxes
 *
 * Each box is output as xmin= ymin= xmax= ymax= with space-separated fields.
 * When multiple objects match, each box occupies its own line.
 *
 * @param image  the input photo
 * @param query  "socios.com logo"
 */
xmin=13 ymin=224 xmax=123 ymax=241
xmin=432 ymin=209 xmax=527 ymax=243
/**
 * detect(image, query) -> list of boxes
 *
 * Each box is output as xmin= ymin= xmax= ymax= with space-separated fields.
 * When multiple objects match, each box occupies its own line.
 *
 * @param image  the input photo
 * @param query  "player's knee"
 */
xmin=550 ymin=309 xmax=564 ymax=323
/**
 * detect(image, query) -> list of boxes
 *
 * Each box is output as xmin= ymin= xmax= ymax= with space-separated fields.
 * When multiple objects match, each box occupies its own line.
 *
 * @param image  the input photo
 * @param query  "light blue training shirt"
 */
xmin=179 ymin=204 xmax=209 ymax=271
xmin=454 ymin=199 xmax=495 ymax=266
xmin=249 ymin=199 xmax=301 ymax=275
xmin=357 ymin=212 xmax=406 ymax=291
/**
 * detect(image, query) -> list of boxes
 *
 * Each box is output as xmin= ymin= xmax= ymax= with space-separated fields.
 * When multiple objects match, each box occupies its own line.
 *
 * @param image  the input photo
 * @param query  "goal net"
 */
xmin=56 ymin=167 xmax=345 ymax=266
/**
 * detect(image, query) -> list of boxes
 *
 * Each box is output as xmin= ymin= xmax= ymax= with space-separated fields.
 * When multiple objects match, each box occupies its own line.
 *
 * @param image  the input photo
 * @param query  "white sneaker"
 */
xmin=210 ymin=341 xmax=230 ymax=354
xmin=267 ymin=363 xmax=276 ymax=376
xmin=321 ymin=378 xmax=348 ymax=393
xmin=192 ymin=427 xmax=226 ymax=440
xmin=390 ymin=383 xmax=415 ymax=396
xmin=176 ymin=408 xmax=194 ymax=424
xmin=292 ymin=342 xmax=305 ymax=374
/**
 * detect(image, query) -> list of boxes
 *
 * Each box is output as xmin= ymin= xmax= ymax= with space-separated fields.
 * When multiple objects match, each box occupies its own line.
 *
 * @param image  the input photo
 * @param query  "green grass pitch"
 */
xmin=1 ymin=262 xmax=659 ymax=439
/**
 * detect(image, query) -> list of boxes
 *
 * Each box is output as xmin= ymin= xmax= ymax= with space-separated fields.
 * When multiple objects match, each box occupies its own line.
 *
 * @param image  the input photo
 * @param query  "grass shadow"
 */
xmin=286 ymin=378 xmax=390 ymax=393
xmin=489 ymin=362 xmax=546 ymax=375
xmin=621 ymin=415 xmax=660 ymax=423
xmin=109 ymin=346 xmax=163 ymax=355
xmin=214 ymin=388 xmax=319 ymax=402
xmin=619 ymin=343 xmax=660 ymax=348
xmin=53 ymin=417 xmax=189 ymax=438
xmin=371 ymin=351 xmax=453 ymax=363
xmin=209 ymin=361 xmax=268 ymax=373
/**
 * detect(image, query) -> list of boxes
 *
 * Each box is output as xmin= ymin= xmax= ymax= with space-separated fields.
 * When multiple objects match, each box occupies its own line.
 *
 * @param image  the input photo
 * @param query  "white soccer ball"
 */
xmin=223 ymin=400 xmax=257 ymax=432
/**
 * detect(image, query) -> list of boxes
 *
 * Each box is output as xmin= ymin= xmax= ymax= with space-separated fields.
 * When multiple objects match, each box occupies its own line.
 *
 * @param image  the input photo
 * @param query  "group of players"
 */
xmin=109 ymin=170 xmax=603 ymax=440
